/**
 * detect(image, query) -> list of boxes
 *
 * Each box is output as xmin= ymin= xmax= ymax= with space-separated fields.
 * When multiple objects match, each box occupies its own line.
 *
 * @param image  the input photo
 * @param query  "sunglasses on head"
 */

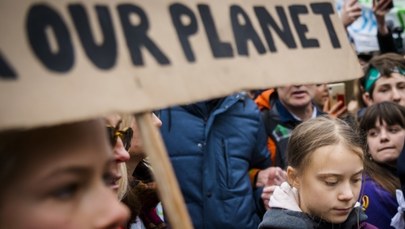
xmin=106 ymin=124 xmax=133 ymax=151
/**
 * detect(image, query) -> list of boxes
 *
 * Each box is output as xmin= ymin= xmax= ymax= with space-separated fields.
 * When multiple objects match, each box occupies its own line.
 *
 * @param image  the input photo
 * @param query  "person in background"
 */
xmin=359 ymin=102 xmax=405 ymax=228
xmin=391 ymin=141 xmax=405 ymax=229
xmin=373 ymin=0 xmax=397 ymax=54
xmin=0 ymin=119 xmax=130 ymax=228
xmin=158 ymin=93 xmax=285 ymax=229
xmin=357 ymin=52 xmax=405 ymax=120
xmin=255 ymin=84 xmax=324 ymax=169
xmin=119 ymin=113 xmax=166 ymax=229
xmin=104 ymin=114 xmax=132 ymax=193
xmin=259 ymin=116 xmax=377 ymax=229
xmin=313 ymin=83 xmax=348 ymax=118
xmin=339 ymin=0 xmax=362 ymax=30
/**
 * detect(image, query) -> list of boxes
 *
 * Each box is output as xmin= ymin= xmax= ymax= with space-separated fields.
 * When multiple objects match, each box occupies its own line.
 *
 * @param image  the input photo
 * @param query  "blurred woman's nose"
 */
xmin=113 ymin=138 xmax=130 ymax=162
xmin=152 ymin=113 xmax=162 ymax=128
xmin=94 ymin=185 xmax=130 ymax=228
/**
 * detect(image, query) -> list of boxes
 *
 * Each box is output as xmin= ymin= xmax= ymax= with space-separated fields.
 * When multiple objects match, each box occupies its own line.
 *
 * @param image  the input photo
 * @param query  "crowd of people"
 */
xmin=1 ymin=0 xmax=405 ymax=228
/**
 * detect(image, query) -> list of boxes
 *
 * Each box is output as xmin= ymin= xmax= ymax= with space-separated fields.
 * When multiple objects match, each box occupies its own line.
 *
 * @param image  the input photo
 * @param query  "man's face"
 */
xmin=277 ymin=84 xmax=315 ymax=109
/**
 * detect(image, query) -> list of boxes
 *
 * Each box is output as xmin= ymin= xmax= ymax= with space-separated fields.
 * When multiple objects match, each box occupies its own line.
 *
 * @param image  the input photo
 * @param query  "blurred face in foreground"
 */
xmin=0 ymin=120 xmax=129 ymax=229
xmin=288 ymin=144 xmax=363 ymax=224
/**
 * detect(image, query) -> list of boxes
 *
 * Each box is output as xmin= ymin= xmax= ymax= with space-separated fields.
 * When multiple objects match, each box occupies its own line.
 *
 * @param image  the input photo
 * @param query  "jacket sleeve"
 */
xmin=378 ymin=29 xmax=397 ymax=54
xmin=251 ymin=106 xmax=272 ymax=169
xmin=253 ymin=186 xmax=266 ymax=218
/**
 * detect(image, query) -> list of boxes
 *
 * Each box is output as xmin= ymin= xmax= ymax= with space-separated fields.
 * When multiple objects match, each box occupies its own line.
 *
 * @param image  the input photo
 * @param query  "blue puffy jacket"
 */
xmin=159 ymin=93 xmax=271 ymax=229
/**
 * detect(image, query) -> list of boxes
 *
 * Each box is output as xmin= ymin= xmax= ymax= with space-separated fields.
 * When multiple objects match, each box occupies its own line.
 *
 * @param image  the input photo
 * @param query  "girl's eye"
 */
xmin=324 ymin=180 xmax=338 ymax=186
xmin=377 ymin=86 xmax=390 ymax=93
xmin=388 ymin=126 xmax=401 ymax=133
xmin=352 ymin=177 xmax=362 ymax=184
xmin=51 ymin=183 xmax=79 ymax=200
xmin=368 ymin=129 xmax=378 ymax=137
xmin=351 ymin=178 xmax=362 ymax=184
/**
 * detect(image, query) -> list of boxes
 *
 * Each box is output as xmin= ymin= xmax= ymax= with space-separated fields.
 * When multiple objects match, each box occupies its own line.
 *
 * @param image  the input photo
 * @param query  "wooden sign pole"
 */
xmin=135 ymin=112 xmax=193 ymax=229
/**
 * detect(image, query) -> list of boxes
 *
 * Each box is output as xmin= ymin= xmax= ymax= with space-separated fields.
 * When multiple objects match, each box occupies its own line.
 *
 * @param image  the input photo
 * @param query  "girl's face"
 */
xmin=367 ymin=120 xmax=405 ymax=165
xmin=292 ymin=144 xmax=363 ymax=224
xmin=367 ymin=73 xmax=405 ymax=107
xmin=0 ymin=120 xmax=129 ymax=229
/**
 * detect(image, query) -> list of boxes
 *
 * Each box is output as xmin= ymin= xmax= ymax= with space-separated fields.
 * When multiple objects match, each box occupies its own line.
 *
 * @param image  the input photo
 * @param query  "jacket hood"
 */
xmin=269 ymin=182 xmax=301 ymax=211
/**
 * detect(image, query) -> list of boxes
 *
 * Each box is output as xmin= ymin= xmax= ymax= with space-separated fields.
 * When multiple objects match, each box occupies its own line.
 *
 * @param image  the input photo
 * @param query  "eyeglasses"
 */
xmin=106 ymin=125 xmax=133 ymax=151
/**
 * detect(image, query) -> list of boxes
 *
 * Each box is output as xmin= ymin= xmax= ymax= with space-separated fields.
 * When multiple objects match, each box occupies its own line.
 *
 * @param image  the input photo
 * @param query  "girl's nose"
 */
xmin=379 ymin=128 xmax=389 ymax=142
xmin=338 ymin=182 xmax=354 ymax=201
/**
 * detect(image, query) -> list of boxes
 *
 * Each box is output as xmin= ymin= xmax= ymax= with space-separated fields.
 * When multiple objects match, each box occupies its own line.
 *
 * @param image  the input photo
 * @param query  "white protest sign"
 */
xmin=0 ymin=0 xmax=362 ymax=131
xmin=336 ymin=0 xmax=405 ymax=53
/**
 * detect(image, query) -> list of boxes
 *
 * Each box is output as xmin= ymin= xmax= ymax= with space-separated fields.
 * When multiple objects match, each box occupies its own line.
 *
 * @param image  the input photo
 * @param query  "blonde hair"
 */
xmin=119 ymin=113 xmax=135 ymax=130
xmin=287 ymin=116 xmax=364 ymax=172
xmin=117 ymin=163 xmax=129 ymax=201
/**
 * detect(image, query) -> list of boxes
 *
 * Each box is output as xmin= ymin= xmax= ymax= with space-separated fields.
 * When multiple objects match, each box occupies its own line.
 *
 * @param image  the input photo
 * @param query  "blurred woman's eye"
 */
xmin=51 ymin=183 xmax=79 ymax=200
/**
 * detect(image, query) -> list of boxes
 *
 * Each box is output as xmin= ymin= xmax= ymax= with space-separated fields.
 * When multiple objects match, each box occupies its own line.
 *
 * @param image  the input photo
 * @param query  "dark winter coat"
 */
xmin=159 ymin=93 xmax=271 ymax=229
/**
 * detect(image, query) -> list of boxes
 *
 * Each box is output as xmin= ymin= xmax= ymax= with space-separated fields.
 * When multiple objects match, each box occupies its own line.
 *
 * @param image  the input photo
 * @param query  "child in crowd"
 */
xmin=0 ymin=119 xmax=129 ymax=228
xmin=359 ymin=102 xmax=405 ymax=228
xmin=357 ymin=53 xmax=405 ymax=118
xmin=259 ymin=116 xmax=376 ymax=229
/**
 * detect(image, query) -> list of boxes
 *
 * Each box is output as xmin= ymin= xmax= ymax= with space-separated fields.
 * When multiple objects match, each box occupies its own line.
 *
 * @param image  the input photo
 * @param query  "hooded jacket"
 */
xmin=159 ymin=93 xmax=271 ymax=229
xmin=259 ymin=182 xmax=377 ymax=229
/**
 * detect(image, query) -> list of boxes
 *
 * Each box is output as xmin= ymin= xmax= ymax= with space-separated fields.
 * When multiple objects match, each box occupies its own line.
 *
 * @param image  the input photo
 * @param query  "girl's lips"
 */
xmin=378 ymin=146 xmax=395 ymax=152
xmin=333 ymin=207 xmax=351 ymax=215
xmin=109 ymin=174 xmax=122 ymax=190
xmin=111 ymin=183 xmax=120 ymax=191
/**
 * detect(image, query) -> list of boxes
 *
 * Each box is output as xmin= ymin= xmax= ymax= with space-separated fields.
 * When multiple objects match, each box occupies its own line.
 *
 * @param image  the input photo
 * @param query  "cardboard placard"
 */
xmin=0 ymin=0 xmax=362 ymax=130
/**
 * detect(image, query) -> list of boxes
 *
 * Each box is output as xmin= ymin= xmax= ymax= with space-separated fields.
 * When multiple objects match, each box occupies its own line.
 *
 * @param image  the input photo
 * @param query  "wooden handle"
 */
xmin=135 ymin=112 xmax=193 ymax=229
